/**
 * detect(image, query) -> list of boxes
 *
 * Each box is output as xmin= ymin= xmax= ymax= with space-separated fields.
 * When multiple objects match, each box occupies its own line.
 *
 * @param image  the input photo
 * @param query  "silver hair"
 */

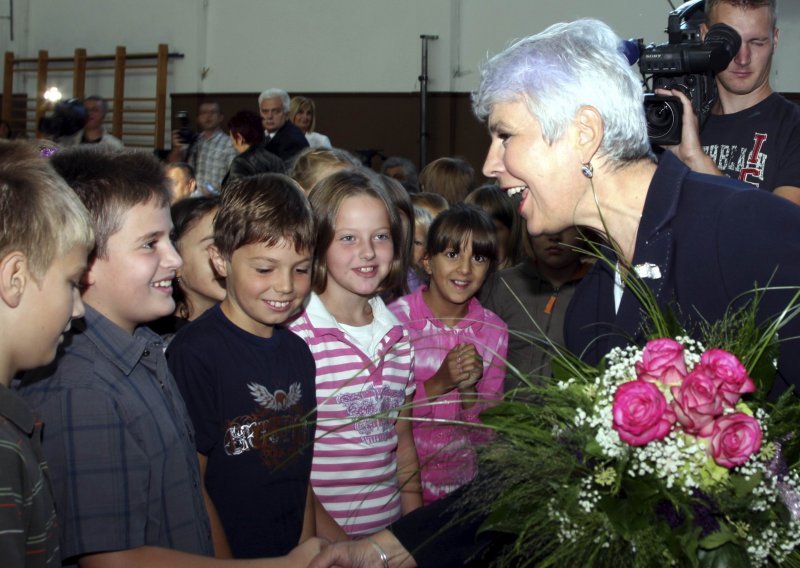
xmin=258 ymin=88 xmax=290 ymax=112
xmin=472 ymin=19 xmax=652 ymax=164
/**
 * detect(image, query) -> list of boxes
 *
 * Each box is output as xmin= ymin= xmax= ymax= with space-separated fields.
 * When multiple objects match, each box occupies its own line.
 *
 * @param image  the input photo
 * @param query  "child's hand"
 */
xmin=425 ymin=343 xmax=484 ymax=399
xmin=441 ymin=343 xmax=472 ymax=388
xmin=454 ymin=343 xmax=483 ymax=391
xmin=442 ymin=343 xmax=482 ymax=389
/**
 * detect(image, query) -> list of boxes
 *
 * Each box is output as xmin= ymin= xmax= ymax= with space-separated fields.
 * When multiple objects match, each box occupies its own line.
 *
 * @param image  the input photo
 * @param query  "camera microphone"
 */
xmin=619 ymin=39 xmax=642 ymax=66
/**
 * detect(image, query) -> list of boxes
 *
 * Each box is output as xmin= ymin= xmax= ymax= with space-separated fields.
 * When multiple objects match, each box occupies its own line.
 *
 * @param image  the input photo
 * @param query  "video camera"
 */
xmin=38 ymin=98 xmax=87 ymax=140
xmin=176 ymin=110 xmax=197 ymax=146
xmin=636 ymin=0 xmax=741 ymax=145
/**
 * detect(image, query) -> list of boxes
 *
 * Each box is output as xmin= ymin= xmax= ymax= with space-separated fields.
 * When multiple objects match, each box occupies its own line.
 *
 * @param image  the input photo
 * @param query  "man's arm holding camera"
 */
xmin=657 ymin=88 xmax=726 ymax=176
xmin=167 ymin=130 xmax=188 ymax=164
xmin=659 ymin=87 xmax=800 ymax=206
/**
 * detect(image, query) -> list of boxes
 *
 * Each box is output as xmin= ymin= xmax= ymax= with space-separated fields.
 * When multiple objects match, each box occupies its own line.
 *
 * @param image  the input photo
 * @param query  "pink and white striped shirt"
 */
xmin=289 ymin=293 xmax=415 ymax=535
xmin=389 ymin=287 xmax=508 ymax=504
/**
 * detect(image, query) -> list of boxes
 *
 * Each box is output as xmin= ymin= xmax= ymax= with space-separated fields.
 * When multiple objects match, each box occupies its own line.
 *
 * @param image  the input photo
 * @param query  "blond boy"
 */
xmin=0 ymin=141 xmax=94 ymax=567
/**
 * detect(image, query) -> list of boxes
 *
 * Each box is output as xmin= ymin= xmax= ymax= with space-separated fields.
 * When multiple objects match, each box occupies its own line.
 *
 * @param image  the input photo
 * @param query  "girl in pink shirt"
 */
xmin=289 ymin=169 xmax=422 ymax=536
xmin=389 ymin=203 xmax=508 ymax=504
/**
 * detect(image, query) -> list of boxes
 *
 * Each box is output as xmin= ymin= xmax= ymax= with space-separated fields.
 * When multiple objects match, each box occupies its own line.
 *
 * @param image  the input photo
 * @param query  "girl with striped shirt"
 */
xmin=289 ymin=169 xmax=422 ymax=536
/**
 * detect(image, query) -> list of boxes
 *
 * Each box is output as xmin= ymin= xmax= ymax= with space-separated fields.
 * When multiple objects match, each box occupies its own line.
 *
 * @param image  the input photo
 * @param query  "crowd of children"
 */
xmin=0 ymin=138 xmax=584 ymax=566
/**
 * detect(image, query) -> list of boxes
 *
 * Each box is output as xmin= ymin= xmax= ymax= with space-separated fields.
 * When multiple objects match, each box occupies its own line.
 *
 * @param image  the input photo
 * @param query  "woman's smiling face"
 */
xmin=482 ymin=99 xmax=584 ymax=237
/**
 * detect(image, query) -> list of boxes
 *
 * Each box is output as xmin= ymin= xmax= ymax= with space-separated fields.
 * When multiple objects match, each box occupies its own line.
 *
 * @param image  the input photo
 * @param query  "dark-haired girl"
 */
xmin=389 ymin=203 xmax=508 ymax=504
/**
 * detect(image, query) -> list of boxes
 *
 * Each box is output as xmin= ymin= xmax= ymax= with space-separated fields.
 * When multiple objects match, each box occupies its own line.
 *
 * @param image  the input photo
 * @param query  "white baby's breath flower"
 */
xmin=547 ymin=498 xmax=584 ymax=544
xmin=557 ymin=378 xmax=576 ymax=390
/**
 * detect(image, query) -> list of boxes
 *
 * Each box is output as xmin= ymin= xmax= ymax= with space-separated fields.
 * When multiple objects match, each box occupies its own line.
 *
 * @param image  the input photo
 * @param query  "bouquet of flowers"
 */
xmin=470 ymin=295 xmax=800 ymax=567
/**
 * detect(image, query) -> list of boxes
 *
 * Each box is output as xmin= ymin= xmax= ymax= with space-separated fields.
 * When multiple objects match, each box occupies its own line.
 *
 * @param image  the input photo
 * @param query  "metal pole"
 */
xmin=419 ymin=34 xmax=438 ymax=169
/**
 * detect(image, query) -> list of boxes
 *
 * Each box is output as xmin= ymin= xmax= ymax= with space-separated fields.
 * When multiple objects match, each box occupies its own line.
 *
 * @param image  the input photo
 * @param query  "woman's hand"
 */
xmin=307 ymin=539 xmax=373 ymax=568
xmin=307 ymin=532 xmax=416 ymax=568
xmin=284 ymin=537 xmax=328 ymax=567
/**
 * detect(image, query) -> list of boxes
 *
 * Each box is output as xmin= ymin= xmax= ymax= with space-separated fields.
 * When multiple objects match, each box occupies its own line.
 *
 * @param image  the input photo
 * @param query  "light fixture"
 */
xmin=43 ymin=86 xmax=62 ymax=103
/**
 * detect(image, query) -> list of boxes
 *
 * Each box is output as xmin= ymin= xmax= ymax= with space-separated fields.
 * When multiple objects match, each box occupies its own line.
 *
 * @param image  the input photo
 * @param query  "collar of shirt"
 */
xmin=304 ymin=292 xmax=401 ymax=341
xmin=78 ymin=304 xmax=163 ymax=376
xmin=0 ymin=385 xmax=35 ymax=435
xmin=406 ymin=286 xmax=486 ymax=332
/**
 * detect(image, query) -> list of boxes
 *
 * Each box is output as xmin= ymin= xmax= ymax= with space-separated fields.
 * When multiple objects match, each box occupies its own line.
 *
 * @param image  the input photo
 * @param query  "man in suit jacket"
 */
xmin=258 ymin=89 xmax=309 ymax=163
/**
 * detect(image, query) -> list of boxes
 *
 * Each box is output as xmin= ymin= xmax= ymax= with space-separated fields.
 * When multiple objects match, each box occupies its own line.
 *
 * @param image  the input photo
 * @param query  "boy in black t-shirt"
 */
xmin=167 ymin=174 xmax=337 ymax=558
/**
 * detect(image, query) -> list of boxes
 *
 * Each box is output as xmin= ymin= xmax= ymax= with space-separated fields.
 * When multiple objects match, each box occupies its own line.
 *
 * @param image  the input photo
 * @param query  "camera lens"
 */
xmin=645 ymin=101 xmax=676 ymax=139
xmin=643 ymin=94 xmax=682 ymax=145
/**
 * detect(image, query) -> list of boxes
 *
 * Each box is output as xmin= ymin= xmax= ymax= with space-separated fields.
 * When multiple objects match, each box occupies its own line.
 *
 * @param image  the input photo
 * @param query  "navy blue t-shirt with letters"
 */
xmin=701 ymin=92 xmax=800 ymax=192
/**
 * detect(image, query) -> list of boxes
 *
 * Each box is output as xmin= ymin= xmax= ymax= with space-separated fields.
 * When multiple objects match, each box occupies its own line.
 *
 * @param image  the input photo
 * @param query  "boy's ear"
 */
xmin=81 ymin=255 xmax=100 ymax=291
xmin=0 ymin=251 xmax=30 ymax=308
xmin=208 ymin=245 xmax=228 ymax=278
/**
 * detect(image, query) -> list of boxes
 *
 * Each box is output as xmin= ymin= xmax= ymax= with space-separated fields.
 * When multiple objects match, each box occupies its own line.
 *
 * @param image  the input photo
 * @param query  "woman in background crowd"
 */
xmin=290 ymin=96 xmax=332 ymax=149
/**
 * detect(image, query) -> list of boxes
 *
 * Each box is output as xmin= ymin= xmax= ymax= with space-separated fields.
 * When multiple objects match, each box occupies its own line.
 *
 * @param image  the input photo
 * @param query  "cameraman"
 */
xmin=661 ymin=0 xmax=800 ymax=205
xmin=62 ymin=96 xmax=123 ymax=149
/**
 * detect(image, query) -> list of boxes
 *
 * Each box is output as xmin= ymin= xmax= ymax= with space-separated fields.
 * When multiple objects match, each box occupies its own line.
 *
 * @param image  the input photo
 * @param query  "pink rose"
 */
xmin=670 ymin=367 xmax=724 ymax=437
xmin=612 ymin=380 xmax=676 ymax=446
xmin=699 ymin=349 xmax=755 ymax=406
xmin=710 ymin=413 xmax=762 ymax=468
xmin=636 ymin=338 xmax=688 ymax=386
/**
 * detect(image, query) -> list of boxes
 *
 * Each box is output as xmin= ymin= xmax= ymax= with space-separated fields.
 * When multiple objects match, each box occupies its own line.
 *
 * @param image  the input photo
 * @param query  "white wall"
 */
xmin=8 ymin=0 xmax=798 ymax=98
xmin=204 ymin=0 xmax=453 ymax=93
xmin=6 ymin=0 xmax=206 ymax=98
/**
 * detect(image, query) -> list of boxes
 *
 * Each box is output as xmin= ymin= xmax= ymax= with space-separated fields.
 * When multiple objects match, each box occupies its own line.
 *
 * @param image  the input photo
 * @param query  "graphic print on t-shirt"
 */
xmin=336 ymin=385 xmax=405 ymax=445
xmin=223 ymin=381 xmax=306 ymax=466
xmin=703 ymin=131 xmax=768 ymax=188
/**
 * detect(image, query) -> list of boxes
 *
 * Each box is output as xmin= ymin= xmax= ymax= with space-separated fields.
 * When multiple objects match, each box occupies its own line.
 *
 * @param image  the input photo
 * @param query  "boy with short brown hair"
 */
xmin=167 ymin=174 xmax=338 ymax=556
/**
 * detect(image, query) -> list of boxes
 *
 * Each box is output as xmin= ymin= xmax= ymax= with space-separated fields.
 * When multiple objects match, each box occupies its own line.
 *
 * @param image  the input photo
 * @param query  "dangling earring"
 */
xmin=581 ymin=162 xmax=593 ymax=179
